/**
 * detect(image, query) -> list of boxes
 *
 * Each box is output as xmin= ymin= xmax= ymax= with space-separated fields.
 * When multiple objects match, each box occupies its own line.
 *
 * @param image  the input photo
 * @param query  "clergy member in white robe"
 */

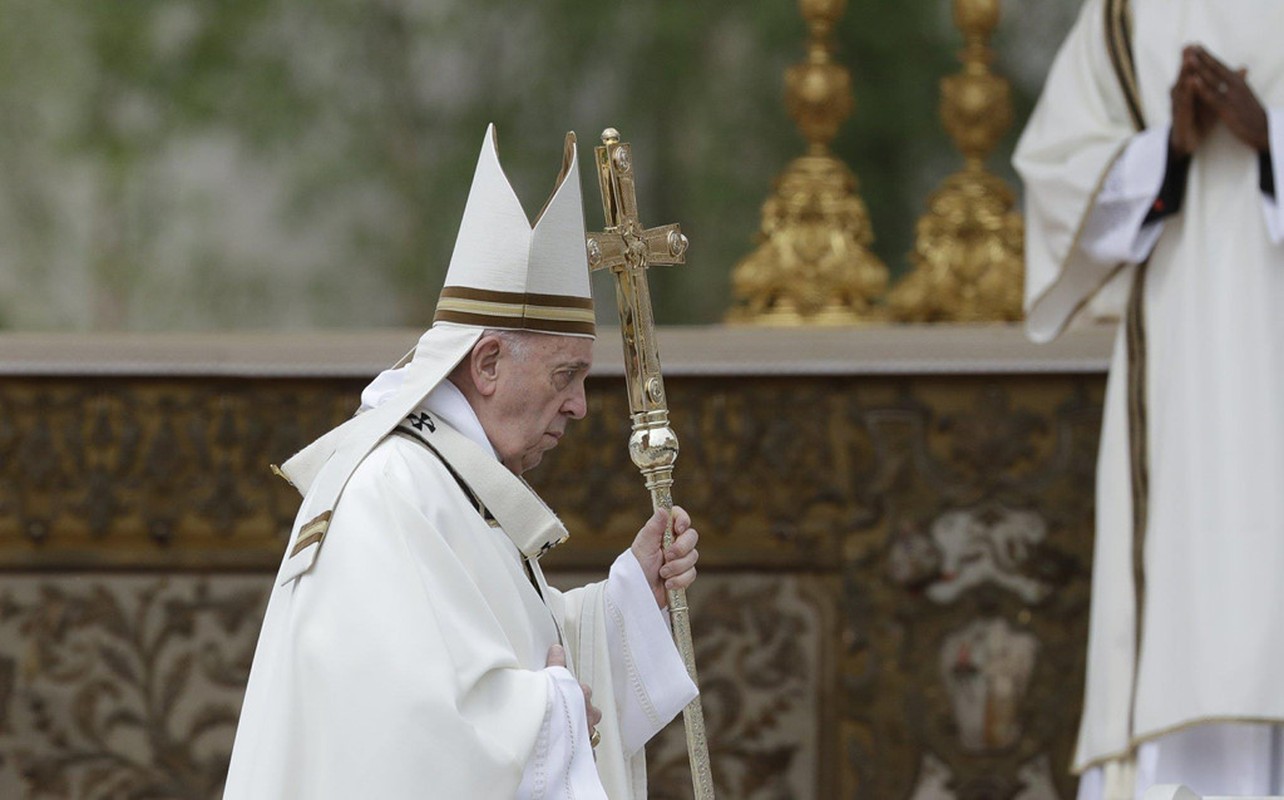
xmin=1015 ymin=1 xmax=1284 ymax=797
xmin=223 ymin=124 xmax=700 ymax=799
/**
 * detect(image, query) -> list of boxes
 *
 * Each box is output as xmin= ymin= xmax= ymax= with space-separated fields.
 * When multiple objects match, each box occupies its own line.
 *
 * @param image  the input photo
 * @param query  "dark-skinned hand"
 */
xmin=1170 ymin=51 xmax=1216 ymax=157
xmin=1185 ymin=44 xmax=1269 ymax=152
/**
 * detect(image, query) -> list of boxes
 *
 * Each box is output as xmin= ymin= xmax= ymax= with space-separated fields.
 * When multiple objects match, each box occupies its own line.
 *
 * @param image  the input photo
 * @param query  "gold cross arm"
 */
xmin=586 ymin=221 xmax=687 ymax=274
xmin=584 ymin=129 xmax=690 ymax=419
xmin=585 ymin=129 xmax=688 ymax=276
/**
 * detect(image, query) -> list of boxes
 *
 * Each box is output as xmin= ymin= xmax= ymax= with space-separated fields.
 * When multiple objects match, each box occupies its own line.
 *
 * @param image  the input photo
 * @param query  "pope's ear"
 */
xmin=469 ymin=336 xmax=502 ymax=397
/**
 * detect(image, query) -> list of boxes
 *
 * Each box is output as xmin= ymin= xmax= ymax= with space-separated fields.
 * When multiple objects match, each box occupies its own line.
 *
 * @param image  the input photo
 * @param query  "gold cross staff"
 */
xmin=586 ymin=128 xmax=714 ymax=800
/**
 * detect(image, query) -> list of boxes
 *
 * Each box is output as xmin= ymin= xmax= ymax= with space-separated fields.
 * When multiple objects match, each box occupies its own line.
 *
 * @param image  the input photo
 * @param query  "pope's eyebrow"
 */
xmin=557 ymin=360 xmax=591 ymax=372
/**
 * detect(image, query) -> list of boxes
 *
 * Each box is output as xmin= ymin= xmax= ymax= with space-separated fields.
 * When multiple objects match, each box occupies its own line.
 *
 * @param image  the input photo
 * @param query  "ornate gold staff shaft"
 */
xmin=585 ymin=128 xmax=714 ymax=799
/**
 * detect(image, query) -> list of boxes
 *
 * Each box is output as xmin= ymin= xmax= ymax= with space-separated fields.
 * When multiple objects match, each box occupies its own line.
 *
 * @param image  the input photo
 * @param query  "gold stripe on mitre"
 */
xmin=434 ymin=286 xmax=595 ymax=336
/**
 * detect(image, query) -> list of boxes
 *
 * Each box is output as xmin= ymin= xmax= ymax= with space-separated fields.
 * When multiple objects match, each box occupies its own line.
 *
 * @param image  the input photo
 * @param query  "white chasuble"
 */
xmin=225 ymin=384 xmax=695 ymax=798
xmin=1015 ymin=0 xmax=1284 ymax=785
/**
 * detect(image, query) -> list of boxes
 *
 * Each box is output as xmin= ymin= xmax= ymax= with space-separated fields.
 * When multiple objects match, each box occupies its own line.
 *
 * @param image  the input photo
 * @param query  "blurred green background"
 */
xmin=0 ymin=0 xmax=1079 ymax=331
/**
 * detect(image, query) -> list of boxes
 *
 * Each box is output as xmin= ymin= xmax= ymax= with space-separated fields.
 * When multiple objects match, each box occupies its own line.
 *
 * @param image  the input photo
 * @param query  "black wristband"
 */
xmin=1261 ymin=149 xmax=1277 ymax=200
xmin=1142 ymin=140 xmax=1192 ymax=225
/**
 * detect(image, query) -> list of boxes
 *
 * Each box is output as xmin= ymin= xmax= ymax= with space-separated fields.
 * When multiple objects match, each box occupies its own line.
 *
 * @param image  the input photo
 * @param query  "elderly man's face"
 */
xmin=487 ymin=333 xmax=592 ymax=475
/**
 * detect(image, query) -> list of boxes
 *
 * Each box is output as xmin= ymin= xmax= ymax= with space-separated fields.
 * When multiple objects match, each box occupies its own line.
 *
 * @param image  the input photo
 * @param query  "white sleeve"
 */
xmin=516 ymin=667 xmax=608 ymax=800
xmin=516 ymin=551 xmax=696 ymax=797
xmin=1079 ymin=125 xmax=1170 ymax=264
xmin=1262 ymin=108 xmax=1284 ymax=244
xmin=603 ymin=550 xmax=699 ymax=756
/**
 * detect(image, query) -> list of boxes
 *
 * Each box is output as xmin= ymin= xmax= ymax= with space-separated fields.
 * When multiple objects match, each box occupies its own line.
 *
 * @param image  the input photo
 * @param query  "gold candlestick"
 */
xmin=727 ymin=0 xmax=887 ymax=324
xmin=888 ymin=0 xmax=1024 ymax=322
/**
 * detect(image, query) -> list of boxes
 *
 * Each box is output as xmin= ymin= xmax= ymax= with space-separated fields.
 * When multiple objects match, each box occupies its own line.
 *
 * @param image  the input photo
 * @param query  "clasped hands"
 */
xmin=1171 ymin=44 xmax=1269 ymax=156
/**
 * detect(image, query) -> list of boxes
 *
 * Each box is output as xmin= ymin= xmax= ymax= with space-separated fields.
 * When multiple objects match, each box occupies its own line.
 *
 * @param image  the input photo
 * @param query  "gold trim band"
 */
xmin=440 ymin=286 xmax=594 ymax=310
xmin=436 ymin=297 xmax=595 ymax=324
xmin=1075 ymin=714 xmax=1284 ymax=775
xmin=434 ymin=287 xmax=595 ymax=336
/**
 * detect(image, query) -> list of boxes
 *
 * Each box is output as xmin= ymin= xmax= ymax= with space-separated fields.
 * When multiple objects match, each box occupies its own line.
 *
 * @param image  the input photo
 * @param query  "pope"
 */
xmin=223 ymin=124 xmax=700 ymax=799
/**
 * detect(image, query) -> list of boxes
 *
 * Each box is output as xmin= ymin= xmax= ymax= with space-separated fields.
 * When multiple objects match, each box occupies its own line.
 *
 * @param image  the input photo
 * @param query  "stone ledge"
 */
xmin=0 ymin=323 xmax=1114 ymax=378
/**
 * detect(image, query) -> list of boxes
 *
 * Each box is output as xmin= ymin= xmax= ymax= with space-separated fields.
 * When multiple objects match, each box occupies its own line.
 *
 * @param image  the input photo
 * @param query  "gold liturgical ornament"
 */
xmin=586 ymin=128 xmax=715 ymax=799
xmin=728 ymin=0 xmax=887 ymax=324
xmin=888 ymin=0 xmax=1024 ymax=322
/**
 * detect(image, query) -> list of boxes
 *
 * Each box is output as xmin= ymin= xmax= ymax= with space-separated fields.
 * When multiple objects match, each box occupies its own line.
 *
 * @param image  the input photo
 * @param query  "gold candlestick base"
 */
xmin=729 ymin=154 xmax=887 ymax=325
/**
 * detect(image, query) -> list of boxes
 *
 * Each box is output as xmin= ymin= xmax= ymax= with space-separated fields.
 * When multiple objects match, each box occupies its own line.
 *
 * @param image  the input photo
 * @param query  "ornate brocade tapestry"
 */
xmin=0 ymin=328 xmax=1106 ymax=799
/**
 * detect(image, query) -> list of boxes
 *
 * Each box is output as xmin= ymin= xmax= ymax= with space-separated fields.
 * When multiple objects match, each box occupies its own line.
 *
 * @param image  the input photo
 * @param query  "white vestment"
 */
xmin=1015 ymin=0 xmax=1284 ymax=796
xmin=224 ymin=383 xmax=697 ymax=799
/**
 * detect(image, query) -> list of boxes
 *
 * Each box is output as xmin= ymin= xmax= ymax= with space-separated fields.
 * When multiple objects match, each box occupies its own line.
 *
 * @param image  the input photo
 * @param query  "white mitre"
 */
xmin=434 ymin=125 xmax=595 ymax=337
xmin=273 ymin=123 xmax=592 ymax=583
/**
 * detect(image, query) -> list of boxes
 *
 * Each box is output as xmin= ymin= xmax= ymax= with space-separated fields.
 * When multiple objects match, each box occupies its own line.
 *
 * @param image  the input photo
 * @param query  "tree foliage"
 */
xmin=0 ymin=0 xmax=1078 ymax=330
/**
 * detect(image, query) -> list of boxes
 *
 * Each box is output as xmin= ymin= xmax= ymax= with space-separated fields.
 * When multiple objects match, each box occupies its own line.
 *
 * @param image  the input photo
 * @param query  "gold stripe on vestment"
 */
xmin=1074 ymin=713 xmax=1284 ymax=775
xmin=1105 ymin=0 xmax=1145 ymax=131
xmin=290 ymin=510 xmax=332 ymax=556
xmin=1125 ymin=261 xmax=1151 ymax=745
xmin=1106 ymin=0 xmax=1153 ymax=755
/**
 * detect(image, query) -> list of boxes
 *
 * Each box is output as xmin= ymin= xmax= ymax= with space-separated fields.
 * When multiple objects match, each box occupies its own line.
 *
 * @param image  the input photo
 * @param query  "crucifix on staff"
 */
xmin=587 ymin=127 xmax=716 ymax=800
